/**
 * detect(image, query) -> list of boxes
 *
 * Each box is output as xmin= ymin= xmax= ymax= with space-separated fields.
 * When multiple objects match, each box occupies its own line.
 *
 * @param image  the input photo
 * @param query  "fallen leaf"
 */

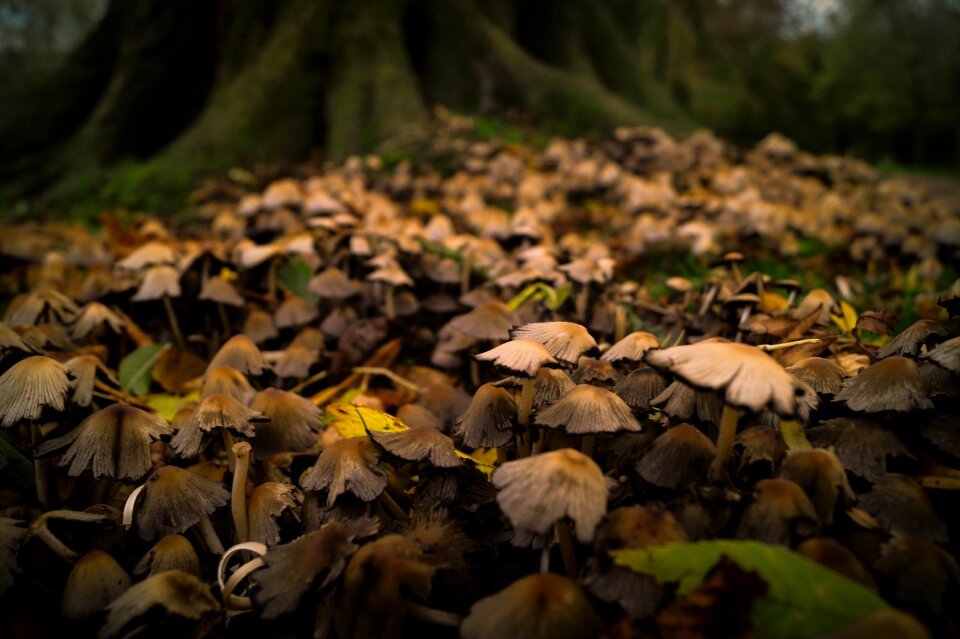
xmin=118 ymin=343 xmax=170 ymax=397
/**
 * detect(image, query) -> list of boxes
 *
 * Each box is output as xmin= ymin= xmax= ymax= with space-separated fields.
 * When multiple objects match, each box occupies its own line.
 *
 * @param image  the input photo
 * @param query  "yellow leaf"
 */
xmin=830 ymin=301 xmax=858 ymax=333
xmin=455 ymin=448 xmax=497 ymax=480
xmin=410 ymin=199 xmax=440 ymax=216
xmin=219 ymin=267 xmax=238 ymax=282
xmin=145 ymin=391 xmax=200 ymax=422
xmin=325 ymin=403 xmax=408 ymax=439
xmin=760 ymin=291 xmax=788 ymax=314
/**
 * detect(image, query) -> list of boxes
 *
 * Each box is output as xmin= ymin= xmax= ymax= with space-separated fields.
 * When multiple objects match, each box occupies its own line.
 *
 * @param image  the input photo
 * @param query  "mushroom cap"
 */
xmin=302 ymin=437 xmax=386 ymax=506
xmin=242 ymin=308 xmax=279 ymax=344
xmin=635 ymin=424 xmax=715 ymax=489
xmin=0 ymin=355 xmax=71 ymax=427
xmin=249 ymin=388 xmax=321 ymax=458
xmin=62 ymin=550 xmax=131 ymax=619
xmin=134 ymin=466 xmax=230 ymax=539
xmin=100 ymin=570 xmax=219 ymax=639
xmin=493 ymin=448 xmax=608 ymax=541
xmin=859 ymin=474 xmax=948 ymax=543
xmin=133 ymin=534 xmax=201 ymax=578
xmin=461 ymin=573 xmax=601 ymax=639
xmin=201 ymin=366 xmax=255 ymax=403
xmin=601 ymin=331 xmax=661 ymax=364
xmin=187 ymin=392 xmax=266 ymax=437
xmin=786 ymin=357 xmax=847 ymax=395
xmin=207 ymin=334 xmax=270 ymax=376
xmin=131 ymin=264 xmax=182 ymax=301
xmin=475 ymin=339 xmax=559 ymax=378
xmin=921 ymin=335 xmax=960 ymax=374
xmin=116 ymin=241 xmax=176 ymax=271
xmin=308 ymin=267 xmax=360 ymax=300
xmin=595 ymin=505 xmax=688 ymax=550
xmin=449 ymin=300 xmax=518 ymax=342
xmin=71 ymin=302 xmax=125 ymax=339
xmin=793 ymin=288 xmax=837 ymax=325
xmin=274 ymin=295 xmax=319 ymax=329
xmin=371 ymin=427 xmax=461 ymax=468
xmin=645 ymin=340 xmax=806 ymax=416
xmin=274 ymin=343 xmax=319 ymax=379
xmin=796 ymin=537 xmax=876 ymax=590
xmin=613 ymin=367 xmax=668 ymax=412
xmin=0 ymin=517 xmax=26 ymax=594
xmin=510 ymin=322 xmax=598 ymax=364
xmin=64 ymin=354 xmax=115 ymax=407
xmin=877 ymin=319 xmax=951 ymax=359
xmin=777 ymin=449 xmax=852 ymax=525
xmin=734 ymin=478 xmax=820 ymax=546
xmin=198 ymin=277 xmax=244 ymax=307
xmin=455 ymin=382 xmax=517 ymax=449
xmin=248 ymin=482 xmax=301 ymax=546
xmin=535 ymin=384 xmax=642 ymax=435
xmin=836 ymin=356 xmax=933 ymax=413
xmin=36 ymin=403 xmax=172 ymax=480
xmin=570 ymin=357 xmax=620 ymax=386
xmin=368 ymin=262 xmax=413 ymax=287
xmin=651 ymin=380 xmax=724 ymax=425
xmin=253 ymin=518 xmax=377 ymax=619
xmin=807 ymin=418 xmax=912 ymax=481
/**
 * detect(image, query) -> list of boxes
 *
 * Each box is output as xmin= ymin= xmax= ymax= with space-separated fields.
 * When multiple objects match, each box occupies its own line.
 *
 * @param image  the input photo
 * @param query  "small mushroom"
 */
xmin=61 ymin=549 xmax=131 ymax=619
xmin=100 ymin=570 xmax=219 ymax=639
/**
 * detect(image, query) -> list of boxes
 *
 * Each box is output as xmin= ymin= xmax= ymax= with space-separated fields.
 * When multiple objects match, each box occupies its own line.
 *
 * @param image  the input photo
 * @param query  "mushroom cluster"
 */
xmin=0 ymin=120 xmax=958 ymax=638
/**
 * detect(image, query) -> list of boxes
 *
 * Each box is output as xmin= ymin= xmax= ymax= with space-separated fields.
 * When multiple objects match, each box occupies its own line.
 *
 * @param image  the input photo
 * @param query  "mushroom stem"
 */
xmin=786 ymin=290 xmax=798 ymax=309
xmin=614 ymin=303 xmax=627 ymax=343
xmin=222 ymin=430 xmax=237 ymax=473
xmin=555 ymin=519 xmax=577 ymax=577
xmin=518 ymin=378 xmax=535 ymax=457
xmin=217 ymin=302 xmax=231 ymax=340
xmin=32 ymin=525 xmax=79 ymax=563
xmin=31 ymin=422 xmax=49 ymax=510
xmin=779 ymin=419 xmax=812 ymax=451
xmin=384 ymin=286 xmax=396 ymax=321
xmin=196 ymin=517 xmax=225 ymax=555
xmin=580 ymin=434 xmax=597 ymax=458
xmin=231 ymin=442 xmax=252 ymax=543
xmin=162 ymin=296 xmax=185 ymax=350
xmin=470 ymin=359 xmax=481 ymax=388
xmin=698 ymin=283 xmax=719 ymax=316
xmin=708 ymin=404 xmax=741 ymax=482
xmin=405 ymin=601 xmax=463 ymax=627
xmin=460 ymin=255 xmax=472 ymax=297
xmin=378 ymin=491 xmax=408 ymax=520
xmin=575 ymin=286 xmax=589 ymax=323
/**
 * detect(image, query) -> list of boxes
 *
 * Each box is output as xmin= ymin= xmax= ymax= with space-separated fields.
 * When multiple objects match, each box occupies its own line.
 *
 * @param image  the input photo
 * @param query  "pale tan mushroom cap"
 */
xmin=308 ymin=267 xmax=359 ymax=299
xmin=601 ymin=331 xmax=661 ymax=363
xmin=133 ymin=534 xmax=201 ymax=578
xmin=449 ymin=300 xmax=519 ymax=342
xmin=510 ymin=322 xmax=598 ymax=364
xmin=476 ymin=339 xmax=559 ymax=378
xmin=0 ymin=355 xmax=71 ymax=426
xmin=115 ymin=241 xmax=176 ymax=271
xmin=131 ymin=265 xmax=182 ymax=301
xmin=493 ymin=448 xmax=608 ymax=541
xmin=62 ymin=550 xmax=131 ymax=619
xmin=71 ymin=302 xmax=125 ymax=339
xmin=535 ymin=384 xmax=642 ymax=434
xmin=207 ymin=334 xmax=270 ymax=376
xmin=645 ymin=341 xmax=805 ymax=416
xmin=371 ymin=427 xmax=461 ymax=468
xmin=302 ymin=437 xmax=387 ymax=506
xmin=248 ymin=482 xmax=301 ymax=546
xmin=198 ymin=277 xmax=244 ymax=307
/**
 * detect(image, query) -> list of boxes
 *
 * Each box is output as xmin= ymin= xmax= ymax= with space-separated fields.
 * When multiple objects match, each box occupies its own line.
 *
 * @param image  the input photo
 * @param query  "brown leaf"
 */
xmin=773 ymin=335 xmax=835 ymax=366
xmin=153 ymin=347 xmax=207 ymax=393
xmin=855 ymin=310 xmax=896 ymax=336
xmin=785 ymin=306 xmax=821 ymax=342
xmin=656 ymin=555 xmax=767 ymax=639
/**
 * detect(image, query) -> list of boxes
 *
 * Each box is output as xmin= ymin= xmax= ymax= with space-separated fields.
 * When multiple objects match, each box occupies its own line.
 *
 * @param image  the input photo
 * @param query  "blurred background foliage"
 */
xmin=0 ymin=0 xmax=958 ymax=216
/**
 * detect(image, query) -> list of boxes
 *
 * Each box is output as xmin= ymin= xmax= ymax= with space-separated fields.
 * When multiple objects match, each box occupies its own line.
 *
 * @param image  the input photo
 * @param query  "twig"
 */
xmin=758 ymin=338 xmax=822 ymax=352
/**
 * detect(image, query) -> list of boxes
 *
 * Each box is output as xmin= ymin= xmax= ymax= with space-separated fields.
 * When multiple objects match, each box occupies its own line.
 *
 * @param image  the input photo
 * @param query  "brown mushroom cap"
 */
xmin=786 ymin=357 xmax=847 ymax=395
xmin=0 ymin=355 xmax=71 ymax=427
xmin=921 ymin=335 xmax=960 ymax=374
xmin=207 ymin=334 xmax=270 ymax=376
xmin=249 ymin=388 xmax=321 ymax=458
xmin=645 ymin=340 xmax=806 ymax=416
xmin=202 ymin=366 xmax=255 ymax=404
xmin=198 ymin=277 xmax=244 ymax=307
xmin=449 ymin=300 xmax=519 ymax=342
xmin=734 ymin=478 xmax=820 ymax=546
xmin=509 ymin=322 xmax=598 ymax=364
xmin=493 ymin=448 xmax=608 ymax=541
xmin=836 ymin=356 xmax=933 ymax=413
xmin=371 ymin=427 xmax=461 ymax=468
xmin=635 ymin=423 xmax=716 ymax=489
xmin=242 ymin=308 xmax=279 ymax=344
xmin=248 ymin=482 xmax=301 ymax=546
xmin=570 ymin=356 xmax=620 ymax=386
xmin=455 ymin=382 xmax=517 ymax=449
xmin=796 ymin=538 xmax=877 ymax=590
xmin=63 ymin=354 xmax=116 ymax=407
xmin=461 ymin=573 xmax=601 ymax=639
xmin=777 ymin=449 xmax=852 ymax=525
xmin=71 ymin=302 xmax=125 ymax=340
xmin=0 ymin=517 xmax=26 ymax=594
xmin=308 ymin=267 xmax=360 ymax=300
xmin=134 ymin=466 xmax=230 ymax=539
xmin=807 ymin=418 xmax=912 ymax=480
xmin=601 ymin=331 xmax=661 ymax=364
xmin=535 ymin=384 xmax=642 ymax=435
xmin=36 ymin=403 xmax=172 ymax=480
xmin=859 ymin=474 xmax=948 ymax=543
xmin=133 ymin=534 xmax=201 ymax=578
xmin=62 ymin=549 xmax=131 ymax=619
xmin=302 ymin=437 xmax=387 ymax=506
xmin=253 ymin=518 xmax=378 ymax=619
xmin=475 ymin=339 xmax=559 ymax=378
xmin=651 ymin=379 xmax=724 ymax=424
xmin=100 ymin=570 xmax=219 ymax=639
xmin=614 ymin=367 xmax=668 ymax=412
xmin=877 ymin=319 xmax=951 ymax=359
xmin=793 ymin=288 xmax=837 ymax=325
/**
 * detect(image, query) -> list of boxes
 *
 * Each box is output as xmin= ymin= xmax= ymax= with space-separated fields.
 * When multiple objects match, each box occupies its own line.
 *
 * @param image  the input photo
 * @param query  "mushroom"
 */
xmin=100 ymin=570 xmax=219 ymax=639
xmin=206 ymin=334 xmax=270 ymax=377
xmin=368 ymin=260 xmax=413 ymax=321
xmin=796 ymin=538 xmax=876 ymax=590
xmin=133 ymin=534 xmax=201 ymax=578
xmin=302 ymin=436 xmax=393 ymax=511
xmin=646 ymin=340 xmax=807 ymax=482
xmin=242 ymin=308 xmax=279 ymax=344
xmin=534 ymin=384 xmax=641 ymax=454
xmin=836 ymin=356 xmax=933 ymax=413
xmin=461 ymin=573 xmax=601 ymax=639
xmin=509 ymin=321 xmax=598 ymax=365
xmin=0 ymin=355 xmax=71 ymax=427
xmin=170 ymin=393 xmax=267 ymax=465
xmin=493 ymin=448 xmax=608 ymax=575
xmin=131 ymin=264 xmax=185 ymax=349
xmin=247 ymin=482 xmax=301 ymax=546
xmin=777 ymin=449 xmax=853 ymax=525
xmin=635 ymin=424 xmax=716 ymax=490
xmin=807 ymin=418 xmax=912 ymax=481
xmin=61 ymin=549 xmax=131 ymax=619
xmin=35 ymin=403 xmax=172 ymax=480
xmin=858 ymin=474 xmax=948 ymax=543
xmin=201 ymin=366 xmax=255 ymax=404
xmin=370 ymin=427 xmax=461 ymax=468
xmin=70 ymin=302 xmax=125 ymax=341
xmin=601 ymin=331 xmax=661 ymax=367
xmin=248 ymin=388 xmax=322 ymax=459
xmin=613 ymin=367 xmax=669 ymax=412
xmin=734 ymin=478 xmax=820 ymax=546
xmin=455 ymin=382 xmax=517 ymax=451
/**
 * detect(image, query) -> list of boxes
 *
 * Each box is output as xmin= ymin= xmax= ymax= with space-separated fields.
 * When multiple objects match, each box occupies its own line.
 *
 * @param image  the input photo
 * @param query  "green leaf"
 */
xmin=0 ymin=431 xmax=34 ymax=489
xmin=507 ymin=282 xmax=572 ymax=311
xmin=278 ymin=255 xmax=318 ymax=304
xmin=119 ymin=343 xmax=170 ymax=397
xmin=612 ymin=540 xmax=888 ymax=639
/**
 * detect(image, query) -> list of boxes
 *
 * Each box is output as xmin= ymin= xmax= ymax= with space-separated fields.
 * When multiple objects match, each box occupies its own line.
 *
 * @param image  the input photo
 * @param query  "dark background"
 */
xmin=1 ymin=0 xmax=958 ymax=216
